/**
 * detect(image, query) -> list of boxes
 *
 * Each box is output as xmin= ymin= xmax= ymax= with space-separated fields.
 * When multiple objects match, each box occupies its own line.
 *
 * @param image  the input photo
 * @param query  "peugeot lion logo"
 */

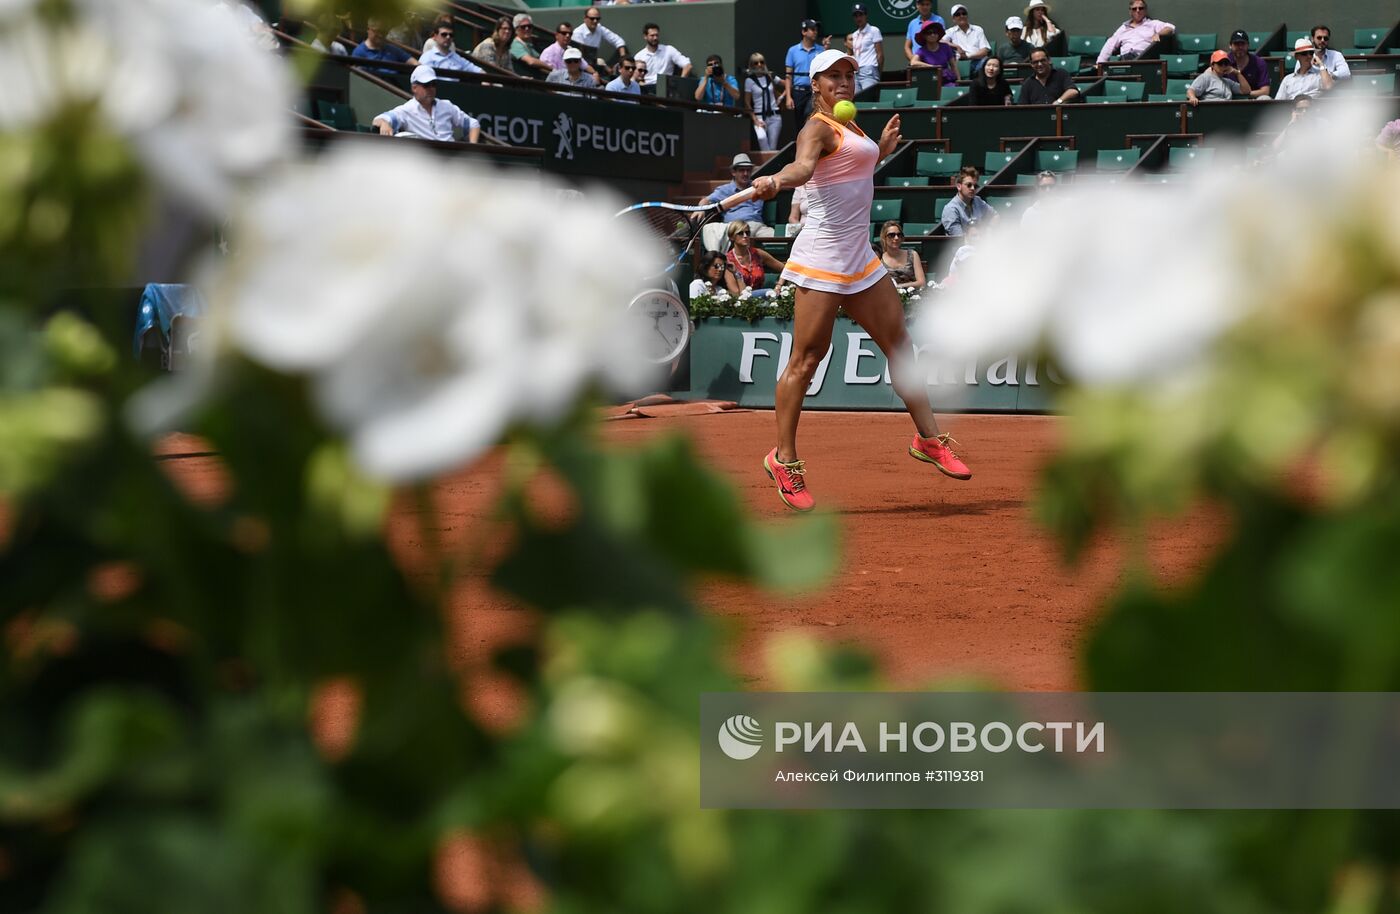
xmin=552 ymin=112 xmax=575 ymax=160
xmin=718 ymin=715 xmax=763 ymax=760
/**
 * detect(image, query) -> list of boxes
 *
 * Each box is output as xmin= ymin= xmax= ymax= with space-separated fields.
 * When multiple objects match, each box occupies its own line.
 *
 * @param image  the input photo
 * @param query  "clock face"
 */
xmin=628 ymin=289 xmax=690 ymax=364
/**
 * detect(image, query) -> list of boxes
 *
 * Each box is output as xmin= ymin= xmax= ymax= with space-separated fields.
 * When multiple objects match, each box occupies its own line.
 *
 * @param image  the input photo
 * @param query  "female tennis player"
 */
xmin=751 ymin=48 xmax=971 ymax=512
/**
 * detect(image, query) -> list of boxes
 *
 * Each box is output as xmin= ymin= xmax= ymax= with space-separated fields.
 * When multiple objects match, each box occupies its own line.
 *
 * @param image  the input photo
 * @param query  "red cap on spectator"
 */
xmin=1209 ymin=50 xmax=1229 ymax=63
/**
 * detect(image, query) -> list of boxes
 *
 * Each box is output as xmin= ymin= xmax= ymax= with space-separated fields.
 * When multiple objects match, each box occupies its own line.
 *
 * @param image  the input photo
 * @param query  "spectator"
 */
xmin=420 ymin=20 xmax=484 ymax=74
xmin=785 ymin=19 xmax=823 ymax=124
xmin=634 ymin=22 xmax=692 ymax=87
xmin=696 ymin=54 xmax=741 ymax=106
xmin=510 ymin=14 xmax=551 ymax=78
xmin=997 ymin=17 xmax=1033 ymax=64
xmin=1096 ymin=1 xmax=1173 ymax=71
xmin=846 ymin=4 xmax=884 ymax=94
xmin=1276 ymin=38 xmax=1333 ymax=101
xmin=1019 ymin=170 xmax=1057 ymax=229
xmin=744 ymin=53 xmax=783 ymax=151
xmin=542 ymin=22 xmax=595 ymax=75
xmin=941 ymin=167 xmax=997 ymax=236
xmin=945 ymin=219 xmax=983 ymax=283
xmin=574 ymin=7 xmax=628 ymax=75
xmin=962 ymin=56 xmax=1013 ymax=105
xmin=605 ymin=57 xmax=642 ymax=99
xmin=372 ymin=65 xmax=479 ymax=143
xmin=352 ymin=18 xmax=418 ymax=74
xmin=472 ymin=17 xmax=514 ymax=70
xmin=946 ymin=4 xmax=992 ymax=70
xmin=1270 ymin=97 xmax=1321 ymax=155
xmin=387 ymin=10 xmax=429 ymax=50
xmin=787 ymin=184 xmax=809 ymax=235
xmin=690 ymin=251 xmax=742 ymax=299
xmin=1309 ymin=25 xmax=1351 ymax=81
xmin=725 ymin=222 xmax=787 ymax=293
xmin=1187 ymin=50 xmax=1251 ymax=105
xmin=1225 ymin=30 xmax=1270 ymax=99
xmin=701 ymin=153 xmax=773 ymax=250
xmin=1023 ymin=0 xmax=1060 ymax=49
xmin=903 ymin=0 xmax=946 ymax=65
xmin=546 ymin=48 xmax=599 ymax=89
xmin=1018 ymin=47 xmax=1080 ymax=104
xmin=877 ymin=221 xmax=927 ymax=290
xmin=911 ymin=21 xmax=958 ymax=86
xmin=310 ymin=14 xmax=348 ymax=56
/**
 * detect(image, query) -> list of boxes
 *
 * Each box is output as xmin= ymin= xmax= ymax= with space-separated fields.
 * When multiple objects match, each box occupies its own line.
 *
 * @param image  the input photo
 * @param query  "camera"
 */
xmin=709 ymin=63 xmax=724 ymax=76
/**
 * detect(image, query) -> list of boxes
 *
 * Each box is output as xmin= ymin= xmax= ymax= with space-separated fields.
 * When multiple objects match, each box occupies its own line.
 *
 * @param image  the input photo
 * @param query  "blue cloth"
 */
xmin=419 ymin=46 xmax=483 ymax=74
xmin=706 ymin=180 xmax=763 ymax=223
xmin=352 ymin=41 xmax=410 ymax=74
xmin=700 ymin=74 xmax=739 ymax=106
xmin=604 ymin=76 xmax=642 ymax=101
xmin=941 ymin=195 xmax=996 ymax=236
xmin=906 ymin=15 xmax=947 ymax=43
xmin=133 ymin=283 xmax=206 ymax=359
xmin=785 ymin=42 xmax=822 ymax=89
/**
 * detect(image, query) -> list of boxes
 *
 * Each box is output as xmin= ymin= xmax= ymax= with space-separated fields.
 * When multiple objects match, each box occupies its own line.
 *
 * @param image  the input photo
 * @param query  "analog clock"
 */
xmin=628 ymin=288 xmax=690 ymax=365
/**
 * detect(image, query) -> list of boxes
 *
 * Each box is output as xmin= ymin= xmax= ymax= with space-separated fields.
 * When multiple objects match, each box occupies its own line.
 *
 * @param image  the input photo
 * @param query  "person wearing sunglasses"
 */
xmin=744 ymin=54 xmax=783 ymax=151
xmin=574 ymin=7 xmax=628 ymax=77
xmin=509 ymin=14 xmax=551 ymax=78
xmin=1276 ymin=36 xmax=1333 ymax=101
xmin=541 ymin=21 xmax=596 ymax=76
xmin=1095 ymin=1 xmax=1173 ymax=73
xmin=725 ymin=222 xmax=787 ymax=294
xmin=604 ymin=56 xmax=641 ymax=100
xmin=419 ymin=19 xmax=483 ymax=75
xmin=689 ymin=251 xmax=742 ymax=300
xmin=876 ymin=221 xmax=926 ymax=291
xmin=471 ymin=17 xmax=514 ymax=70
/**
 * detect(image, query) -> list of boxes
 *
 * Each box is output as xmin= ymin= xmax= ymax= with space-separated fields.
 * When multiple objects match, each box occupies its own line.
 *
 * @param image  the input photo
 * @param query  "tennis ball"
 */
xmin=833 ymin=100 xmax=857 ymax=123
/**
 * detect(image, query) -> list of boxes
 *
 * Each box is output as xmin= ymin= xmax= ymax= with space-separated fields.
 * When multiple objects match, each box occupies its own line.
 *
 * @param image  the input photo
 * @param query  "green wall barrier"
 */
xmin=685 ymin=317 xmax=1061 ymax=412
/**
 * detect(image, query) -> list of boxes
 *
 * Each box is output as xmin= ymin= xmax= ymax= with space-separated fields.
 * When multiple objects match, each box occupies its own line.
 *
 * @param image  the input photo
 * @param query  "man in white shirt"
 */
xmin=372 ymin=65 xmax=480 ymax=143
xmin=945 ymin=4 xmax=991 ymax=70
xmin=1309 ymin=25 xmax=1351 ymax=81
xmin=419 ymin=21 xmax=484 ymax=74
xmin=1276 ymin=37 xmax=1334 ymax=101
xmin=634 ymin=22 xmax=691 ymax=87
xmin=574 ymin=6 xmax=628 ymax=75
xmin=846 ymin=3 xmax=883 ymax=94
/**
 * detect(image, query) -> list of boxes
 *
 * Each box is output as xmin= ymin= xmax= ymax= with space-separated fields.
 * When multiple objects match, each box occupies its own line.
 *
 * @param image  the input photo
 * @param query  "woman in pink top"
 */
xmin=750 ymin=48 xmax=971 ymax=512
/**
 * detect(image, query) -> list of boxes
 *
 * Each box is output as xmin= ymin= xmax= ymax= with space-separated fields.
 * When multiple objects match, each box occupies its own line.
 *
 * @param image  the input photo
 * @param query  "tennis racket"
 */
xmin=614 ymin=186 xmax=760 ymax=278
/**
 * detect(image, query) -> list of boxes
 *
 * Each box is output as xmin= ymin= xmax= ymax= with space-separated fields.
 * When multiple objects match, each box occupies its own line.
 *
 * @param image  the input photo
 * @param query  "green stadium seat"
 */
xmin=770 ymin=224 xmax=793 ymax=238
xmin=1103 ymin=80 xmax=1146 ymax=101
xmin=915 ymin=151 xmax=963 ymax=178
xmin=903 ymin=222 xmax=939 ymax=236
xmin=879 ymin=88 xmax=918 ymax=108
xmin=984 ymin=151 xmax=1017 ymax=174
xmin=1051 ymin=55 xmax=1082 ymax=73
xmin=871 ymin=199 xmax=903 ymax=222
xmin=1351 ymin=72 xmax=1396 ymax=93
xmin=1066 ymin=35 xmax=1105 ymax=57
xmin=1175 ymin=33 xmax=1217 ymax=54
xmin=316 ymin=100 xmax=359 ymax=131
xmin=931 ymin=86 xmax=969 ymax=105
xmin=1085 ymin=96 xmax=1118 ymax=103
xmin=957 ymin=59 xmax=974 ymax=79
xmin=1168 ymin=146 xmax=1213 ymax=169
xmin=1354 ymin=27 xmax=1387 ymax=50
xmin=984 ymin=196 xmax=1022 ymax=216
xmin=1147 ymin=94 xmax=1175 ymax=103
xmin=1336 ymin=48 xmax=1367 ymax=57
xmin=1015 ymin=173 xmax=1040 ymax=185
xmin=1165 ymin=78 xmax=1192 ymax=99
xmin=1096 ymin=147 xmax=1140 ymax=171
xmin=1242 ymin=29 xmax=1269 ymax=51
xmin=887 ymin=176 xmax=931 ymax=187
xmin=1163 ymin=53 xmax=1201 ymax=76
xmin=1286 ymin=30 xmax=1309 ymax=48
xmin=854 ymin=100 xmax=883 ymax=110
xmin=1036 ymin=149 xmax=1078 ymax=172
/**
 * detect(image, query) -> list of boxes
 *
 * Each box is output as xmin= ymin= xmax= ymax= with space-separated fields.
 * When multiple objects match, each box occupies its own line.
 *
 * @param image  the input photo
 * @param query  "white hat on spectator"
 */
xmin=411 ymin=64 xmax=438 ymax=84
xmin=950 ymin=3 xmax=969 ymax=15
xmin=1006 ymin=16 xmax=1024 ymax=29
xmin=808 ymin=47 xmax=859 ymax=79
xmin=562 ymin=47 xmax=583 ymax=61
xmin=731 ymin=153 xmax=753 ymax=168
xmin=1292 ymin=37 xmax=1315 ymax=53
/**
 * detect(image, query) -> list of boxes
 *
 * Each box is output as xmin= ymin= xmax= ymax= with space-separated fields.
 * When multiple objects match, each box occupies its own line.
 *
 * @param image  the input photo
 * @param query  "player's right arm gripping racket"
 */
xmin=614 ymin=186 xmax=760 ymax=278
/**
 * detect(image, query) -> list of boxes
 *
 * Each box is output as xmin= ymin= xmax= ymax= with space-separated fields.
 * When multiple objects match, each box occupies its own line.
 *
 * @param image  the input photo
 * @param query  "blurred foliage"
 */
xmin=3 ymin=3 xmax=1400 ymax=912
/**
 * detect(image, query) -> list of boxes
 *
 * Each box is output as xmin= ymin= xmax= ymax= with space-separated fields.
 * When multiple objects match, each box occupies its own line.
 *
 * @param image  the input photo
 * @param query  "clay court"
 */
xmin=428 ymin=409 xmax=1223 ymax=701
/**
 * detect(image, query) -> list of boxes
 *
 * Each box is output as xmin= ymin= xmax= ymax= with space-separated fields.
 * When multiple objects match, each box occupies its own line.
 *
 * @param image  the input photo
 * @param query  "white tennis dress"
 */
xmin=780 ymin=112 xmax=887 ymax=295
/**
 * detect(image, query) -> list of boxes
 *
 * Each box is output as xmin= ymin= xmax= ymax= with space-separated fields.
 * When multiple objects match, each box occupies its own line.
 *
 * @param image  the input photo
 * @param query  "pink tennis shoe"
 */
xmin=764 ymin=447 xmax=816 ymax=512
xmin=909 ymin=433 xmax=972 ymax=480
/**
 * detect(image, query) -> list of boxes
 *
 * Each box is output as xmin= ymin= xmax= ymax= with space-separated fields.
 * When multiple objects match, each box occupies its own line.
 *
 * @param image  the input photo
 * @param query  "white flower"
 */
xmin=161 ymin=145 xmax=666 ymax=482
xmin=910 ymin=98 xmax=1389 ymax=389
xmin=0 ymin=0 xmax=292 ymax=214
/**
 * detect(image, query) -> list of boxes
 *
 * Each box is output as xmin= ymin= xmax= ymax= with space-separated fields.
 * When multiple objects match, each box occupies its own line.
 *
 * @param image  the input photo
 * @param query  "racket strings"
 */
xmin=619 ymin=206 xmax=707 ymax=276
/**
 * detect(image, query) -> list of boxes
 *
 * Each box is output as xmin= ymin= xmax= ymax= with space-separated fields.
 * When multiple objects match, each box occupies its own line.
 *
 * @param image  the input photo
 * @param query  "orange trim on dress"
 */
xmin=784 ymin=256 xmax=883 ymax=284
